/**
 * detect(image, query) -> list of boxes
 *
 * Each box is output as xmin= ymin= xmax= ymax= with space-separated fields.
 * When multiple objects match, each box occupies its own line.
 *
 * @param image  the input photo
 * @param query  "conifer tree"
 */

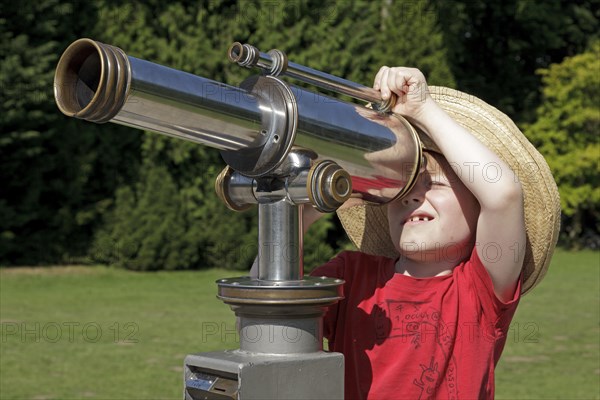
xmin=0 ymin=1 xmax=141 ymax=264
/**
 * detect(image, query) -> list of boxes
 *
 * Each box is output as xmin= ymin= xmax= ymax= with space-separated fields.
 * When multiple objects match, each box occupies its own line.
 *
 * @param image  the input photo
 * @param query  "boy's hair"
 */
xmin=422 ymin=151 xmax=479 ymax=201
xmin=422 ymin=151 xmax=455 ymax=183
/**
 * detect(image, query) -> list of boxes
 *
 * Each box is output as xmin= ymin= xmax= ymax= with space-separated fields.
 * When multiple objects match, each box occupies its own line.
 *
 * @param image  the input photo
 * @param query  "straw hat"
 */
xmin=337 ymin=86 xmax=561 ymax=295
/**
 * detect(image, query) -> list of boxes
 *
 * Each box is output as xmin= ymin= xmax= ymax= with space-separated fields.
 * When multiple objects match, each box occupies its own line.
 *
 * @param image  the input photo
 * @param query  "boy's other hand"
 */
xmin=373 ymin=66 xmax=432 ymax=120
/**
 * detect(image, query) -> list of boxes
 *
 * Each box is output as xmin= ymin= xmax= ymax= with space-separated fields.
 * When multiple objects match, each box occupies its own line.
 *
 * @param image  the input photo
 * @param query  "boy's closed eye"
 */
xmin=424 ymin=177 xmax=449 ymax=189
xmin=431 ymin=180 xmax=449 ymax=187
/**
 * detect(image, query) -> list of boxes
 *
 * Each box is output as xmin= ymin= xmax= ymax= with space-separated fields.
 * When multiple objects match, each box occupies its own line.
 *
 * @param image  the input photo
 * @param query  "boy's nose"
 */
xmin=401 ymin=179 xmax=427 ymax=205
xmin=402 ymin=195 xmax=423 ymax=205
xmin=402 ymin=174 xmax=430 ymax=206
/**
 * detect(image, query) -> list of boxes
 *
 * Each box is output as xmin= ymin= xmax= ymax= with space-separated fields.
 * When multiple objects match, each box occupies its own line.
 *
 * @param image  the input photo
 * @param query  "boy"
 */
xmin=308 ymin=67 xmax=560 ymax=399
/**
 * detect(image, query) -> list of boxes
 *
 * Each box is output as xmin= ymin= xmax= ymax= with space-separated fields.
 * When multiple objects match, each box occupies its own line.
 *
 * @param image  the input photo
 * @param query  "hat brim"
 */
xmin=337 ymin=86 xmax=561 ymax=295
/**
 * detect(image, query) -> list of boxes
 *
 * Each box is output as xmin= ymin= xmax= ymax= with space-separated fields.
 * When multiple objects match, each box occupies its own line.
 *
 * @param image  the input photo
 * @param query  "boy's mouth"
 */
xmin=404 ymin=214 xmax=434 ymax=224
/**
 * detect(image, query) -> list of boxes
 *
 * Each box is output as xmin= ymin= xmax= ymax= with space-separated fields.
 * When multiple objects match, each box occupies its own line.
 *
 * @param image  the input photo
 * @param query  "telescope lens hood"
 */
xmin=54 ymin=38 xmax=131 ymax=123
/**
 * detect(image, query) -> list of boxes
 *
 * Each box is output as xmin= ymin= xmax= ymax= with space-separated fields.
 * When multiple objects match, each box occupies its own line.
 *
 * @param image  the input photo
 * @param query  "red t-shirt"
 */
xmin=311 ymin=250 xmax=521 ymax=400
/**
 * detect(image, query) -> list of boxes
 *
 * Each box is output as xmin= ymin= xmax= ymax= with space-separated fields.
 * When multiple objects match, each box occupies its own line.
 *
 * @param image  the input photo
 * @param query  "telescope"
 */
xmin=54 ymin=39 xmax=424 ymax=399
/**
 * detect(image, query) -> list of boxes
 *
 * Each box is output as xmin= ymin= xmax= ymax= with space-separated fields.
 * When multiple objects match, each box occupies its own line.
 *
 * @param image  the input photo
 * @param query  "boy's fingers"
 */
xmin=391 ymin=67 xmax=412 ymax=96
xmin=373 ymin=66 xmax=388 ymax=90
xmin=374 ymin=66 xmax=429 ymax=105
xmin=379 ymin=67 xmax=391 ymax=99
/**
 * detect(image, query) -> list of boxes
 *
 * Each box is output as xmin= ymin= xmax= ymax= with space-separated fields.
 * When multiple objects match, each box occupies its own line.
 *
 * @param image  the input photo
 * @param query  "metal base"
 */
xmin=184 ymin=350 xmax=344 ymax=400
xmin=217 ymin=276 xmax=343 ymax=305
xmin=188 ymin=156 xmax=346 ymax=399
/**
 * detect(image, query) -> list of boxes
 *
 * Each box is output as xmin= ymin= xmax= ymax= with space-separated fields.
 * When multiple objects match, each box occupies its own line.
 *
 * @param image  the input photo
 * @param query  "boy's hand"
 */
xmin=373 ymin=66 xmax=432 ymax=120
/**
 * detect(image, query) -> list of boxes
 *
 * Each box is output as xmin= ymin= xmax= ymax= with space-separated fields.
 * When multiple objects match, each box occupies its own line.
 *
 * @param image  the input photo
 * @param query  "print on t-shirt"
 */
xmin=372 ymin=298 xmax=460 ymax=399
xmin=413 ymin=357 xmax=440 ymax=399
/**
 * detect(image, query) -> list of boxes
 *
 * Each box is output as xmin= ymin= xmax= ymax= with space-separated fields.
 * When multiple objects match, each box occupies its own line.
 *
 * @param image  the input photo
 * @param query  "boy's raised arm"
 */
xmin=374 ymin=67 xmax=526 ymax=302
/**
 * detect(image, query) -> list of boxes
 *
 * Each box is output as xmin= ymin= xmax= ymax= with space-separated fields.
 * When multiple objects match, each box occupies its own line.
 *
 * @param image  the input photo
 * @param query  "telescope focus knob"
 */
xmin=308 ymin=160 xmax=352 ymax=213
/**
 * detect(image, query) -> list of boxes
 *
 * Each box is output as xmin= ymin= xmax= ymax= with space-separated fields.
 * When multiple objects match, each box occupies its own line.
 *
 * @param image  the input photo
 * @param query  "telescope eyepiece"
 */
xmin=228 ymin=42 xmax=259 ymax=68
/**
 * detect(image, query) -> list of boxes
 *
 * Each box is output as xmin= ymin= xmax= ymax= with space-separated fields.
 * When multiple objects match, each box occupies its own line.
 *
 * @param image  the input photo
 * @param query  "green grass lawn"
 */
xmin=1 ymin=250 xmax=598 ymax=399
xmin=0 ymin=267 xmax=241 ymax=399
xmin=496 ymin=250 xmax=600 ymax=399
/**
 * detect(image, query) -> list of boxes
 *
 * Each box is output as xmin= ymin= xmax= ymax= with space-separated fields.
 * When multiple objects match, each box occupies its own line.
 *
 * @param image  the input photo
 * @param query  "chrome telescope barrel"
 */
xmin=228 ymin=42 xmax=396 ymax=113
xmin=286 ymin=82 xmax=421 ymax=203
xmin=54 ymin=39 xmax=264 ymax=152
xmin=54 ymin=38 xmax=422 ymax=204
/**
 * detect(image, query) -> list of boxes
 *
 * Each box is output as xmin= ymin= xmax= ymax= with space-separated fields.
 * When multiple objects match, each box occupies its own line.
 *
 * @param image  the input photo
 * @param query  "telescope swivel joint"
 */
xmin=215 ymin=150 xmax=352 ymax=213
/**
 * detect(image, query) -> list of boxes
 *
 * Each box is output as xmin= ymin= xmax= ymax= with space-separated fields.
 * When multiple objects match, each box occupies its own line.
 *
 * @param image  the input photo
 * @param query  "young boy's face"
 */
xmin=387 ymin=152 xmax=480 ymax=263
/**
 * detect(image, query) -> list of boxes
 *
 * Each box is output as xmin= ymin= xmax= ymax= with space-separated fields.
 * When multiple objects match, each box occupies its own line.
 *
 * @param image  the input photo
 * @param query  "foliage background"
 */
xmin=1 ymin=0 xmax=599 ymax=269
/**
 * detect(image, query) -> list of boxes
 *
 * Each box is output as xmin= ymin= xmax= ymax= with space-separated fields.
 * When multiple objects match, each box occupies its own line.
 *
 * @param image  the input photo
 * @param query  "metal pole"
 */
xmin=257 ymin=200 xmax=302 ymax=281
